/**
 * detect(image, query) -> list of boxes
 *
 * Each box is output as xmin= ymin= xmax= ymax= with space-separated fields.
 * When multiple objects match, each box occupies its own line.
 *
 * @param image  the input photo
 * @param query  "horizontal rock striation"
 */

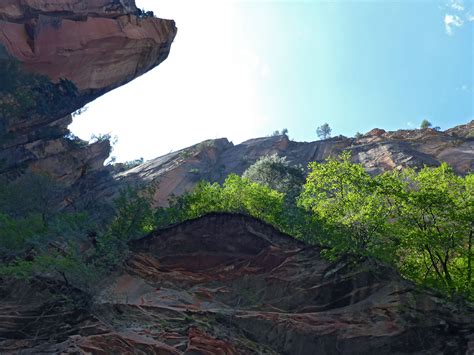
xmin=0 ymin=0 xmax=176 ymax=91
xmin=1 ymin=213 xmax=473 ymax=353
xmin=0 ymin=0 xmax=176 ymax=186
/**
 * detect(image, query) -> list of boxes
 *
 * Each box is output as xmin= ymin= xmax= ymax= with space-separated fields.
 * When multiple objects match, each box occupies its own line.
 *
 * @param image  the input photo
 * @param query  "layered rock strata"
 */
xmin=1 ymin=213 xmax=473 ymax=354
xmin=0 ymin=0 xmax=176 ymax=185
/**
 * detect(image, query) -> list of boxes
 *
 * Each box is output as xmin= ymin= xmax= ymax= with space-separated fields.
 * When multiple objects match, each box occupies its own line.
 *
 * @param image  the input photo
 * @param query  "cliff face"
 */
xmin=116 ymin=121 xmax=474 ymax=206
xmin=1 ymin=214 xmax=473 ymax=354
xmin=0 ymin=0 xmax=176 ymax=185
xmin=0 ymin=0 xmax=176 ymax=91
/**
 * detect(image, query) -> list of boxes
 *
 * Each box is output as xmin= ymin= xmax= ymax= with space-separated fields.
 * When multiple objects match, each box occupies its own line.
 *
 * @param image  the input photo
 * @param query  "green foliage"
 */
xmin=121 ymin=158 xmax=145 ymax=170
xmin=90 ymin=133 xmax=115 ymax=144
xmin=0 ymin=213 xmax=46 ymax=260
xmin=316 ymin=123 xmax=332 ymax=140
xmin=65 ymin=132 xmax=89 ymax=148
xmin=94 ymin=185 xmax=156 ymax=269
xmin=0 ymin=173 xmax=160 ymax=292
xmin=298 ymin=151 xmax=399 ymax=260
xmin=391 ymin=163 xmax=473 ymax=297
xmin=0 ymin=173 xmax=61 ymax=224
xmin=0 ymin=173 xmax=103 ymax=291
xmin=159 ymin=175 xmax=286 ymax=229
xmin=242 ymin=154 xmax=305 ymax=202
xmin=420 ymin=119 xmax=432 ymax=129
xmin=271 ymin=128 xmax=289 ymax=137
xmin=1 ymin=156 xmax=472 ymax=303
xmin=0 ymin=59 xmax=79 ymax=119
xmin=195 ymin=140 xmax=216 ymax=152
xmin=355 ymin=131 xmax=364 ymax=139
xmin=179 ymin=149 xmax=193 ymax=159
xmin=299 ymin=152 xmax=474 ymax=300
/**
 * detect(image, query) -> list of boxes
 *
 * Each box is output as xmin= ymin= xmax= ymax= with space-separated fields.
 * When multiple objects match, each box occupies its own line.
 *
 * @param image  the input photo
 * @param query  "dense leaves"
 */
xmin=0 ymin=59 xmax=79 ymax=119
xmin=298 ymin=151 xmax=399 ymax=260
xmin=391 ymin=164 xmax=473 ymax=297
xmin=0 ymin=155 xmax=472 ymax=301
xmin=299 ymin=153 xmax=473 ymax=299
xmin=242 ymin=154 xmax=305 ymax=202
xmin=156 ymin=174 xmax=287 ymax=229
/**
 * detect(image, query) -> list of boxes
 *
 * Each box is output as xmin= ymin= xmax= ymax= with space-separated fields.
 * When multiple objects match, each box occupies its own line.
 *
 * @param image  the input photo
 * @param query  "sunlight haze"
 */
xmin=69 ymin=0 xmax=473 ymax=162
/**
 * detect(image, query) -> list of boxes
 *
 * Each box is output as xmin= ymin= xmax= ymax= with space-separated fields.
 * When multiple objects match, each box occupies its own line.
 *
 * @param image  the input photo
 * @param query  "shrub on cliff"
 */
xmin=0 ymin=173 xmax=100 ymax=290
xmin=0 ymin=59 xmax=79 ymax=119
xmin=155 ymin=174 xmax=287 ymax=229
xmin=94 ymin=185 xmax=156 ymax=269
xmin=242 ymin=154 xmax=305 ymax=202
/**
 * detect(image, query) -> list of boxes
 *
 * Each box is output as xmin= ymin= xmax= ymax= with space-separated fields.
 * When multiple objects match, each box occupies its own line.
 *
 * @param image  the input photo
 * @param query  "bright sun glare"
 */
xmin=70 ymin=0 xmax=270 ymax=162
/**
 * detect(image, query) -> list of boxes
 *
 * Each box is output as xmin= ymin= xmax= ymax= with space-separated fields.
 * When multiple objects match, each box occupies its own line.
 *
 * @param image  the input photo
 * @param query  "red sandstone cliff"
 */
xmin=0 ymin=0 xmax=176 ymax=186
xmin=1 ymin=214 xmax=473 ymax=354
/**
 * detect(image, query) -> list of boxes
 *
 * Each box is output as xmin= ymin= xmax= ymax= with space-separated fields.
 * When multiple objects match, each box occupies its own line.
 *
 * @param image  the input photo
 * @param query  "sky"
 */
xmin=69 ymin=0 xmax=473 ymax=162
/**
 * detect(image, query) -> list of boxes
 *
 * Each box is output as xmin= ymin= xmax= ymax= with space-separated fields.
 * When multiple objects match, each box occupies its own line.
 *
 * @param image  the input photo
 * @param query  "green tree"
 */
xmin=242 ymin=154 xmax=305 ymax=202
xmin=95 ymin=184 xmax=156 ymax=268
xmin=392 ymin=164 xmax=473 ymax=296
xmin=316 ymin=123 xmax=332 ymax=140
xmin=0 ymin=173 xmax=61 ymax=224
xmin=298 ymin=151 xmax=399 ymax=259
xmin=420 ymin=119 xmax=432 ymax=129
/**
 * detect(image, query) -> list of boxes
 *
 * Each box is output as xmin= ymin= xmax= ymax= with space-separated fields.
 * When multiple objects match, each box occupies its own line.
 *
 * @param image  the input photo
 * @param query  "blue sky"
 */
xmin=70 ymin=0 xmax=473 ymax=162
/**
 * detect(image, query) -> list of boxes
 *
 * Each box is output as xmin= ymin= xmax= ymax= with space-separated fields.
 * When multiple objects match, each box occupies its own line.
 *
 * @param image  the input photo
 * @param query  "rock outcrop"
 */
xmin=0 ymin=0 xmax=176 ymax=185
xmin=116 ymin=121 xmax=474 ymax=206
xmin=1 ymin=213 xmax=473 ymax=354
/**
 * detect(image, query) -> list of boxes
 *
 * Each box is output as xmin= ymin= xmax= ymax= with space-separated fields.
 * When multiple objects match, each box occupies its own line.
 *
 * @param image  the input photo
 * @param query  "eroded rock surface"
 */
xmin=0 ymin=0 xmax=176 ymax=186
xmin=0 ymin=0 xmax=176 ymax=91
xmin=1 ymin=213 xmax=473 ymax=354
xmin=116 ymin=121 xmax=474 ymax=206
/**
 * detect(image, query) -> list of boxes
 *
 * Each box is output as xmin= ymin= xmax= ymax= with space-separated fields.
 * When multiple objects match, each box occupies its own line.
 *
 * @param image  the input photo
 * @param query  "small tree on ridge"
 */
xmin=316 ymin=123 xmax=332 ymax=140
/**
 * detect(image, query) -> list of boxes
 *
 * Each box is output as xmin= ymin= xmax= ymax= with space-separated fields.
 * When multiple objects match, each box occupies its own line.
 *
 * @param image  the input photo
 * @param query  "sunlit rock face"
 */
xmin=1 ymin=213 xmax=473 ymax=354
xmin=0 ymin=0 xmax=176 ymax=185
xmin=0 ymin=0 xmax=176 ymax=91
xmin=112 ymin=121 xmax=474 ymax=206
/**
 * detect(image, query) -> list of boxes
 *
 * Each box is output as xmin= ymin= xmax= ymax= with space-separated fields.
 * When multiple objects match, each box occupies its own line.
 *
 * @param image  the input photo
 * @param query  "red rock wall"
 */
xmin=0 ymin=1 xmax=177 ymax=91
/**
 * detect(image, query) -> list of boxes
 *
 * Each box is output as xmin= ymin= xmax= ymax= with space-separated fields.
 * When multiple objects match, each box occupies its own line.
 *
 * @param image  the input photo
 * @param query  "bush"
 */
xmin=242 ymin=154 xmax=305 ymax=203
